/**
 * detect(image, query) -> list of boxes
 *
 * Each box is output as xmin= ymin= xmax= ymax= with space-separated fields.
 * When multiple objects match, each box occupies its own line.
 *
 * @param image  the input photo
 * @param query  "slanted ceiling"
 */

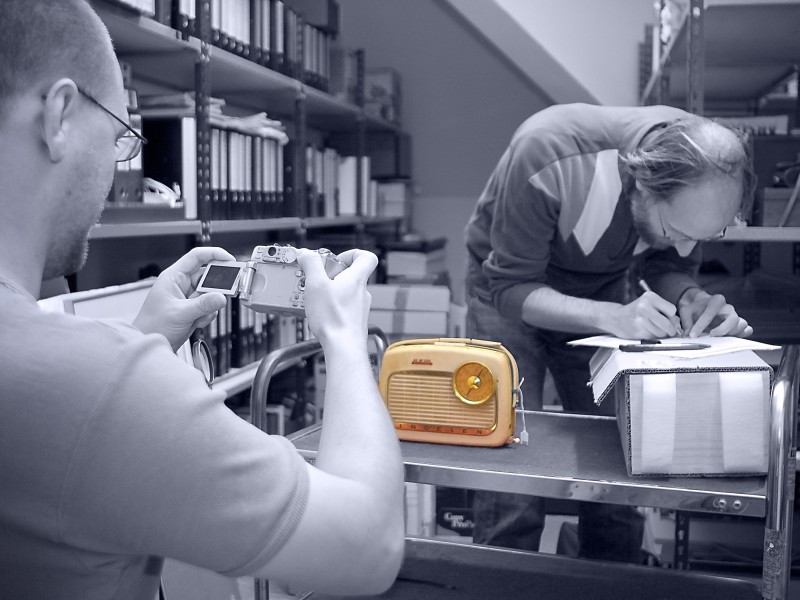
xmin=438 ymin=0 xmax=598 ymax=105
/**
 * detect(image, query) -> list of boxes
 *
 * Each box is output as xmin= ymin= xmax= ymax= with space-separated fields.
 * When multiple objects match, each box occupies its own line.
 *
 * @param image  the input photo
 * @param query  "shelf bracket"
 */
xmin=292 ymin=91 xmax=308 ymax=219
xmin=687 ymin=0 xmax=705 ymax=115
xmin=194 ymin=0 xmax=212 ymax=230
xmin=673 ymin=510 xmax=691 ymax=570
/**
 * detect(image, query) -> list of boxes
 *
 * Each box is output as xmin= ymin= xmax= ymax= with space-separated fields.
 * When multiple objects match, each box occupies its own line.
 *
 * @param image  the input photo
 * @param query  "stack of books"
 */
xmin=384 ymin=237 xmax=448 ymax=286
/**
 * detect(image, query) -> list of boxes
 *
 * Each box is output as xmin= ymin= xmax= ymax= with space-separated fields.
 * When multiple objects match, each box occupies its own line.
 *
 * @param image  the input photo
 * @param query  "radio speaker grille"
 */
xmin=386 ymin=372 xmax=496 ymax=428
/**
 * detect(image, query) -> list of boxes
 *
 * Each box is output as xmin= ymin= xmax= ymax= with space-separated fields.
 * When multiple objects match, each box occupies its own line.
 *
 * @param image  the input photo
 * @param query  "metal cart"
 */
xmin=251 ymin=333 xmax=800 ymax=599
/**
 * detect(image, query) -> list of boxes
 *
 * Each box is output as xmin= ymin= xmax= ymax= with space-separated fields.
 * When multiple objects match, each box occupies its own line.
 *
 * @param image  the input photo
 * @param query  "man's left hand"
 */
xmin=678 ymin=287 xmax=753 ymax=338
xmin=133 ymin=247 xmax=236 ymax=351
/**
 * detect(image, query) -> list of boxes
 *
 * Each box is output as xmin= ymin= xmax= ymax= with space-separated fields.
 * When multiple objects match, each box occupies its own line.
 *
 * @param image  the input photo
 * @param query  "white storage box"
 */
xmin=367 ymin=284 xmax=450 ymax=342
xmin=368 ymin=284 xmax=450 ymax=311
xmin=589 ymin=348 xmax=773 ymax=477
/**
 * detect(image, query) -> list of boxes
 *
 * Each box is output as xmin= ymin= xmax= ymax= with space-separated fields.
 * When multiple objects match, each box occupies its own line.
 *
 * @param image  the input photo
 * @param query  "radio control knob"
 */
xmin=453 ymin=362 xmax=495 ymax=405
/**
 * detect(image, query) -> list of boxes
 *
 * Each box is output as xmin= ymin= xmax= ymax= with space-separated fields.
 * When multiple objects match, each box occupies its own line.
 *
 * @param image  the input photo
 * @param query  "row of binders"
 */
xmin=108 ymin=1 xmax=337 ymax=92
xmin=176 ymin=0 xmax=334 ymax=92
xmin=133 ymin=93 xmax=382 ymax=221
xmin=108 ymin=0 xmax=353 ymax=97
xmin=140 ymin=104 xmax=289 ymax=221
xmin=209 ymin=120 xmax=288 ymax=221
xmin=193 ymin=299 xmax=309 ymax=379
xmin=305 ymin=147 xmax=377 ymax=219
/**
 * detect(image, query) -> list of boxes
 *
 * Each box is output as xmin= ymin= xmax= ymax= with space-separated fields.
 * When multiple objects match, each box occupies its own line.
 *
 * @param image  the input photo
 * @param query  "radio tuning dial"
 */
xmin=453 ymin=361 xmax=495 ymax=405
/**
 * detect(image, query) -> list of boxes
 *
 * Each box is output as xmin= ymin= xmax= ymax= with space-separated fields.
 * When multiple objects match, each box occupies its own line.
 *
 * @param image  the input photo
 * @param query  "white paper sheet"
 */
xmin=569 ymin=334 xmax=780 ymax=358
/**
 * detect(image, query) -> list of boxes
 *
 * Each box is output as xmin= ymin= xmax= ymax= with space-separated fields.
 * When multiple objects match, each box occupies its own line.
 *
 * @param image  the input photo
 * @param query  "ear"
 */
xmin=40 ymin=78 xmax=81 ymax=163
xmin=634 ymin=179 xmax=645 ymax=193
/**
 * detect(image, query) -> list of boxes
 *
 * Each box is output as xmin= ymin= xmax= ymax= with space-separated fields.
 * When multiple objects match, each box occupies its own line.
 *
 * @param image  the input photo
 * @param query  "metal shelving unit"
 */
xmin=90 ymin=0 xmax=406 ymax=249
xmin=640 ymin=0 xmax=800 ymax=116
xmin=72 ymin=1 xmax=408 ymax=407
xmin=641 ymin=1 xmax=800 ymax=346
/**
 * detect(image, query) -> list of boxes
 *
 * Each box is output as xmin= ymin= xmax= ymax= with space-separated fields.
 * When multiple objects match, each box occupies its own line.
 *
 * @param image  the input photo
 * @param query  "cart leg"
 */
xmin=674 ymin=511 xmax=691 ymax=570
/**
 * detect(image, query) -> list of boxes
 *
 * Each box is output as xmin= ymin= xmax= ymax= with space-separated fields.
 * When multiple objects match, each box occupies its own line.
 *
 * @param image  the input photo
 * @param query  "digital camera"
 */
xmin=196 ymin=245 xmax=346 ymax=315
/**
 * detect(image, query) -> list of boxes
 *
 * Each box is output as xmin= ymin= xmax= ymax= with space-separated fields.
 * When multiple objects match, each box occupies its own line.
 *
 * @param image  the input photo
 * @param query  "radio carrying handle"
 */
xmin=249 ymin=326 xmax=389 ymax=433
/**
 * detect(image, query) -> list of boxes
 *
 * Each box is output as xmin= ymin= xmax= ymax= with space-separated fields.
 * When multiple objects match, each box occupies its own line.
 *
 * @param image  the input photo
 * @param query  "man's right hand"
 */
xmin=609 ymin=291 xmax=683 ymax=339
xmin=296 ymin=248 xmax=378 ymax=349
xmin=258 ymin=247 xmax=404 ymax=596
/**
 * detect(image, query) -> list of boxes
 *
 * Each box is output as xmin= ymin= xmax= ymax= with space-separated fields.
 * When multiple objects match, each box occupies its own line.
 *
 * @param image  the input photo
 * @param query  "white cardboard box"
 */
xmin=368 ymin=284 xmax=450 ymax=311
xmin=590 ymin=348 xmax=773 ymax=477
xmin=368 ymin=309 xmax=448 ymax=337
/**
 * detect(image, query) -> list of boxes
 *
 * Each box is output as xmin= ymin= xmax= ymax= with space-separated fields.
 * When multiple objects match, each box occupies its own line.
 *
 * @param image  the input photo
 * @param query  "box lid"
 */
xmin=382 ymin=237 xmax=447 ymax=252
xmin=367 ymin=284 xmax=451 ymax=311
xmin=589 ymin=348 xmax=772 ymax=406
xmin=368 ymin=309 xmax=448 ymax=335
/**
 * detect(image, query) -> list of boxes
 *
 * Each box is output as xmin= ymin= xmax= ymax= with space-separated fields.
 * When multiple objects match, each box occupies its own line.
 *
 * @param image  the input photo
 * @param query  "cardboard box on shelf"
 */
xmin=368 ymin=284 xmax=450 ymax=311
xmin=329 ymin=46 xmax=360 ymax=105
xmin=369 ymin=310 xmax=448 ymax=339
xmin=365 ymin=67 xmax=401 ymax=125
xmin=589 ymin=348 xmax=773 ymax=477
xmin=367 ymin=283 xmax=450 ymax=342
xmin=758 ymin=187 xmax=800 ymax=226
xmin=377 ymin=181 xmax=411 ymax=222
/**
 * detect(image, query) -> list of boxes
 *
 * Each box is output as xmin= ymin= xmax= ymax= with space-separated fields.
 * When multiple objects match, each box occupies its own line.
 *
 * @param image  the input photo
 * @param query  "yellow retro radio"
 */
xmin=378 ymin=338 xmax=521 ymax=447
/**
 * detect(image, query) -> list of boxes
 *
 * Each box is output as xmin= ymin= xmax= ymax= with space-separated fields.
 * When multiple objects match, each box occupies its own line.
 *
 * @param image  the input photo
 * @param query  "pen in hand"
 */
xmin=637 ymin=279 xmax=683 ymax=336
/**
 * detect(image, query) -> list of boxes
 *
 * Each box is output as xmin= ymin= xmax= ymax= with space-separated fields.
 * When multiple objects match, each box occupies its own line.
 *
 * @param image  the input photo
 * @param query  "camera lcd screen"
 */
xmin=197 ymin=263 xmax=245 ymax=295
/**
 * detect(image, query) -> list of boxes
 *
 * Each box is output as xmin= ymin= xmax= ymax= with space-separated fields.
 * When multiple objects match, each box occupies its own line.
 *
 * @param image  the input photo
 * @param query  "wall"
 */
xmin=493 ymin=0 xmax=656 ymax=107
xmin=339 ymin=0 xmax=654 ymax=303
xmin=339 ymin=0 xmax=553 ymax=303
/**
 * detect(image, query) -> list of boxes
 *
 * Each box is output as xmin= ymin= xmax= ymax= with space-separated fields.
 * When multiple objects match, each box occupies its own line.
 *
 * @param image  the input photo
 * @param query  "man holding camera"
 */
xmin=0 ymin=1 xmax=404 ymax=598
xmin=465 ymin=103 xmax=755 ymax=562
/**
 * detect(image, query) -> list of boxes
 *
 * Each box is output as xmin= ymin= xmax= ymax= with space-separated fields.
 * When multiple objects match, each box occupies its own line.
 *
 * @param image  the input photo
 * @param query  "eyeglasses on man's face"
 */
xmin=75 ymin=86 xmax=147 ymax=162
xmin=43 ymin=85 xmax=148 ymax=162
xmin=655 ymin=202 xmax=728 ymax=242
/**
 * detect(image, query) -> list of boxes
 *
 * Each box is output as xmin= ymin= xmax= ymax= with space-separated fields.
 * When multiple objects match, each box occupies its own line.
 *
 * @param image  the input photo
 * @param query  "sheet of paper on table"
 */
xmin=568 ymin=334 xmax=780 ymax=358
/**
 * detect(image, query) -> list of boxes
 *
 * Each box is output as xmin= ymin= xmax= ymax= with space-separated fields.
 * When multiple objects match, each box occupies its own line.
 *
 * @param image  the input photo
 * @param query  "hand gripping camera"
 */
xmin=196 ymin=245 xmax=346 ymax=315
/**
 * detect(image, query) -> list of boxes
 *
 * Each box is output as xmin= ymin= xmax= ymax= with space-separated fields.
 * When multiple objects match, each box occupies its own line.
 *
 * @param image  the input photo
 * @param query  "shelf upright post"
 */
xmin=195 ymin=0 xmax=212 ymax=245
xmin=673 ymin=511 xmax=691 ymax=570
xmin=292 ymin=88 xmax=308 ymax=219
xmin=794 ymin=64 xmax=800 ymax=126
xmin=655 ymin=0 xmax=668 ymax=106
xmin=639 ymin=24 xmax=654 ymax=105
xmin=356 ymin=114 xmax=366 ymax=217
xmin=793 ymin=243 xmax=800 ymax=275
xmin=686 ymin=0 xmax=704 ymax=116
xmin=355 ymin=49 xmax=366 ymax=216
xmin=659 ymin=59 xmax=670 ymax=107
xmin=744 ymin=242 xmax=761 ymax=275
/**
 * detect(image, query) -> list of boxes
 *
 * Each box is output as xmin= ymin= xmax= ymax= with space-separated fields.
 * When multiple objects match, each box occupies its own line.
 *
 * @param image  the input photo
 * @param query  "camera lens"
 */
xmin=267 ymin=246 xmax=277 ymax=257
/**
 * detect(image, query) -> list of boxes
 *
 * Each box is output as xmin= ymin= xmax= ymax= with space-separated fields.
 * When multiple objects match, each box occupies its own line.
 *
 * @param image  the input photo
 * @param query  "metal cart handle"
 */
xmin=249 ymin=326 xmax=389 ymax=432
xmin=764 ymin=344 xmax=799 ymax=600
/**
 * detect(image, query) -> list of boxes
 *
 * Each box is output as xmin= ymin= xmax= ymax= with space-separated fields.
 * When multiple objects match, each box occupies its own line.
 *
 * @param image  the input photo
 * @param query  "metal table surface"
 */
xmin=288 ymin=410 xmax=768 ymax=518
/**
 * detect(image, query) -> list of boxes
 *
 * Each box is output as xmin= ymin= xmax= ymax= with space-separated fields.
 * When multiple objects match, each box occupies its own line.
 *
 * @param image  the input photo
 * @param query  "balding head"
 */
xmin=0 ymin=0 xmax=119 ymax=121
xmin=621 ymin=114 xmax=756 ymax=217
